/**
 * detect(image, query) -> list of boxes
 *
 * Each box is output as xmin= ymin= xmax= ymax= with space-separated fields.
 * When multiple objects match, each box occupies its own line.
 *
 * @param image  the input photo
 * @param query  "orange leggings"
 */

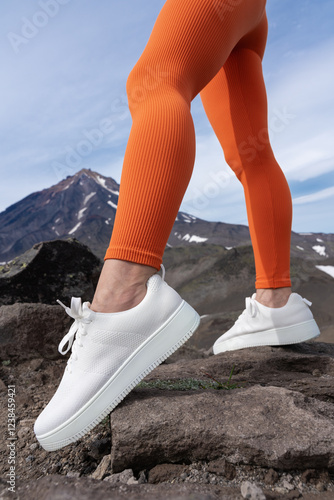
xmin=105 ymin=0 xmax=292 ymax=289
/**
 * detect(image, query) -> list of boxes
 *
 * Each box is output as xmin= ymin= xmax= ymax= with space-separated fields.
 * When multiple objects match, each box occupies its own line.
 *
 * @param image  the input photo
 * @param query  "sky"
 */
xmin=1 ymin=0 xmax=334 ymax=233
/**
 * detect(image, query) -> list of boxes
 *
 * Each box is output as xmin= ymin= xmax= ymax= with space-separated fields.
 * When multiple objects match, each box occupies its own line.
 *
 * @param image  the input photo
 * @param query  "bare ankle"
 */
xmin=91 ymin=283 xmax=147 ymax=313
xmin=91 ymin=259 xmax=157 ymax=313
xmin=255 ymin=287 xmax=292 ymax=308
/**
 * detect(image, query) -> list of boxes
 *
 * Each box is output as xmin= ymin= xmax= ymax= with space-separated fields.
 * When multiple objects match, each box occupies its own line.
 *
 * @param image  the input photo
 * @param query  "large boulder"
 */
xmin=109 ymin=384 xmax=334 ymax=473
xmin=107 ymin=343 xmax=334 ymax=472
xmin=0 ymin=238 xmax=101 ymax=306
xmin=0 ymin=303 xmax=71 ymax=362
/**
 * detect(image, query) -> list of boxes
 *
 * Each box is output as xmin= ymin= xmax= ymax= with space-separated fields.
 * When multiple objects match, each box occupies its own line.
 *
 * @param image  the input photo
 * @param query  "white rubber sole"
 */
xmin=36 ymin=300 xmax=200 ymax=451
xmin=213 ymin=319 xmax=320 ymax=354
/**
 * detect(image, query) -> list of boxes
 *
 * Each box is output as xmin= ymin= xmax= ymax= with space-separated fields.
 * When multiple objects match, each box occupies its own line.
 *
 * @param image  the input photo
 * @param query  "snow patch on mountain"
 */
xmin=95 ymin=175 xmax=120 ymax=196
xmin=95 ymin=175 xmax=108 ymax=189
xmin=316 ymin=238 xmax=324 ymax=243
xmin=316 ymin=265 xmax=334 ymax=278
xmin=182 ymin=234 xmax=208 ymax=243
xmin=83 ymin=192 xmax=96 ymax=205
xmin=107 ymin=200 xmax=117 ymax=210
xmin=178 ymin=213 xmax=197 ymax=223
xmin=296 ymin=246 xmax=304 ymax=251
xmin=68 ymin=222 xmax=82 ymax=234
xmin=312 ymin=245 xmax=327 ymax=257
xmin=78 ymin=207 xmax=87 ymax=220
xmin=63 ymin=180 xmax=74 ymax=191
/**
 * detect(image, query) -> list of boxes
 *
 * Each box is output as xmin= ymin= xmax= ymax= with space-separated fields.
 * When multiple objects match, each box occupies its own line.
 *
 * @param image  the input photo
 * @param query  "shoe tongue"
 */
xmin=147 ymin=272 xmax=162 ymax=291
xmin=83 ymin=302 xmax=95 ymax=318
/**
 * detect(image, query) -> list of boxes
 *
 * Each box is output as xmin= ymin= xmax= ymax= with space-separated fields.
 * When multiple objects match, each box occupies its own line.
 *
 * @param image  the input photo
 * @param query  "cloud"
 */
xmin=267 ymin=37 xmax=334 ymax=184
xmin=293 ymin=186 xmax=334 ymax=205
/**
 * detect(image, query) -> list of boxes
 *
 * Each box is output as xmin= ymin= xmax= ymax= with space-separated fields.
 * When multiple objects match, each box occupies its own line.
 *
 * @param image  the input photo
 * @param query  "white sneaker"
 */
xmin=213 ymin=293 xmax=320 ymax=354
xmin=34 ymin=265 xmax=200 ymax=451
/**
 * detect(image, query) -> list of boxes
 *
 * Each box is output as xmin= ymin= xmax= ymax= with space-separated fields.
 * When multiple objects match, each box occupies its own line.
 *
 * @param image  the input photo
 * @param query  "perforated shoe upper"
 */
xmin=214 ymin=292 xmax=314 ymax=347
xmin=34 ymin=272 xmax=183 ymax=437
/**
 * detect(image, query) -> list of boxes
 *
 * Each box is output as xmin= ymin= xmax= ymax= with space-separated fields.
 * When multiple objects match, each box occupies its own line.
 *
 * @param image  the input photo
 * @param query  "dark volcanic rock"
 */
xmin=0 ymin=303 xmax=72 ymax=362
xmin=0 ymin=238 xmax=101 ymax=305
xmin=109 ymin=384 xmax=334 ymax=473
xmin=148 ymin=463 xmax=189 ymax=484
xmin=107 ymin=343 xmax=334 ymax=475
xmin=1 ymin=342 xmax=334 ymax=498
xmin=207 ymin=459 xmax=236 ymax=480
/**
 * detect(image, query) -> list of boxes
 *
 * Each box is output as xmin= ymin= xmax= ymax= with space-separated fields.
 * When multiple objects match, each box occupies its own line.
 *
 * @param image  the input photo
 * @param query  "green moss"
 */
xmin=2 ymin=360 xmax=11 ymax=366
xmin=137 ymin=366 xmax=244 ymax=391
xmin=138 ymin=379 xmax=208 ymax=391
xmin=101 ymin=415 xmax=109 ymax=426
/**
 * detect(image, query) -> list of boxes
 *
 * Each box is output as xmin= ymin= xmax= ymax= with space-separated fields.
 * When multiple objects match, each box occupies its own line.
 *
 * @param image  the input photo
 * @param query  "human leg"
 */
xmin=198 ymin=15 xmax=320 ymax=353
xmin=92 ymin=0 xmax=267 ymax=313
xmin=36 ymin=0 xmax=274 ymax=449
xmin=199 ymin=12 xmax=293 ymax=308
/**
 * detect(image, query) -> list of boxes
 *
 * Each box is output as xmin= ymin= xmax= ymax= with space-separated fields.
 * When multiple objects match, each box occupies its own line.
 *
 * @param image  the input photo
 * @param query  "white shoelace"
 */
xmin=57 ymin=298 xmax=92 ymax=373
xmin=235 ymin=295 xmax=258 ymax=324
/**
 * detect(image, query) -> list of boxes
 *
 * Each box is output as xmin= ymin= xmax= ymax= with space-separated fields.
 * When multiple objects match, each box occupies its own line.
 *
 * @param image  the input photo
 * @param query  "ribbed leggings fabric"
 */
xmin=105 ymin=0 xmax=292 ymax=289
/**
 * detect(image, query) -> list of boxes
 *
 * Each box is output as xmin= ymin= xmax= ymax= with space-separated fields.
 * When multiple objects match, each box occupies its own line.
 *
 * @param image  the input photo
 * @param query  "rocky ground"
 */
xmin=0 ymin=239 xmax=333 ymax=499
xmin=0 ymin=336 xmax=334 ymax=499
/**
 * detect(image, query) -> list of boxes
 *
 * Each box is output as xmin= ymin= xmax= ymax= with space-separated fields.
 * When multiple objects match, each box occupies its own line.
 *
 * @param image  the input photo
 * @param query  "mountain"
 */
xmin=0 ymin=168 xmax=333 ymax=264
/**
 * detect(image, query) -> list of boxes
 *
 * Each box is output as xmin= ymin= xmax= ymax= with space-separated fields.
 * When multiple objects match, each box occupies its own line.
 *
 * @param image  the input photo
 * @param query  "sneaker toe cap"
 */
xmin=34 ymin=405 xmax=57 ymax=437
